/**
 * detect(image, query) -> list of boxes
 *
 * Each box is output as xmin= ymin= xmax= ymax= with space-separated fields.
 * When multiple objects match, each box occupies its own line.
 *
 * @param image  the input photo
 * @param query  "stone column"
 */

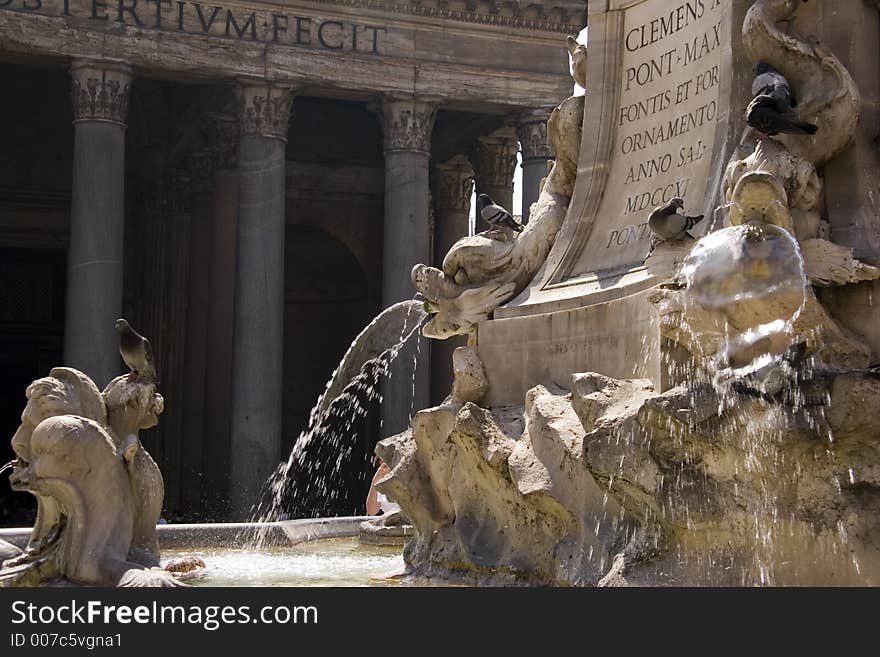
xmin=517 ymin=108 xmax=554 ymax=224
xmin=430 ymin=155 xmax=473 ymax=404
xmin=374 ymin=93 xmax=440 ymax=436
xmin=229 ymin=81 xmax=295 ymax=518
xmin=64 ymin=59 xmax=132 ymax=387
xmin=471 ymin=124 xmax=519 ymax=232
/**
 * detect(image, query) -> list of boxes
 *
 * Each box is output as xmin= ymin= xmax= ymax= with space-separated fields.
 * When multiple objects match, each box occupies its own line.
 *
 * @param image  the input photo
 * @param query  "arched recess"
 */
xmin=281 ymin=224 xmax=378 ymax=516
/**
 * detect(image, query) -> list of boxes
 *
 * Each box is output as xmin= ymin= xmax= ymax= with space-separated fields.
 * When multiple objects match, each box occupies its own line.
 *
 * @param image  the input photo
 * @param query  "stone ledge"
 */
xmin=0 ymin=516 xmax=372 ymax=551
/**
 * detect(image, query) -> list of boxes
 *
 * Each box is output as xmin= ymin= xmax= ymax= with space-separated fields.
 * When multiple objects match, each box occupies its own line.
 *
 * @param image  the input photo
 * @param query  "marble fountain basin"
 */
xmin=0 ymin=517 xmax=406 ymax=587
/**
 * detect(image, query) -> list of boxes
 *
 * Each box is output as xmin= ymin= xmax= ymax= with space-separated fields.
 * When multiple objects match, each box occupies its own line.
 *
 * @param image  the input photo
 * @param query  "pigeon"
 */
xmin=647 ymin=197 xmax=705 ymax=242
xmin=116 ymin=318 xmax=158 ymax=383
xmin=751 ymin=62 xmax=797 ymax=109
xmin=746 ymin=64 xmax=817 ymax=137
xmin=477 ymin=194 xmax=523 ymax=233
xmin=746 ymin=94 xmax=817 ymax=136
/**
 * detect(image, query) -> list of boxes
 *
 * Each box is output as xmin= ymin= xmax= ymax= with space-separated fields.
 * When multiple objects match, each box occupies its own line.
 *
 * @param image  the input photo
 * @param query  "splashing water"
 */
xmin=244 ymin=299 xmax=428 ymax=548
xmin=584 ymin=215 xmax=873 ymax=585
xmin=679 ymin=221 xmax=808 ymax=382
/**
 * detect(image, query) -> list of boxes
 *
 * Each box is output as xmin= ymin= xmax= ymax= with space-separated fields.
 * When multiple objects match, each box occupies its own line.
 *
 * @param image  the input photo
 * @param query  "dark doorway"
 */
xmin=281 ymin=225 xmax=379 ymax=516
xmin=0 ymin=248 xmax=66 ymax=526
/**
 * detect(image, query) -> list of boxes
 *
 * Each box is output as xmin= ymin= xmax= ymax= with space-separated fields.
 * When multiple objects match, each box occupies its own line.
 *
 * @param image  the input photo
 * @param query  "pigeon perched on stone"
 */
xmin=116 ymin=318 xmax=158 ymax=383
xmin=648 ymin=197 xmax=705 ymax=242
xmin=746 ymin=95 xmax=817 ymax=136
xmin=477 ymin=194 xmax=523 ymax=233
xmin=751 ymin=62 xmax=797 ymax=108
xmin=746 ymin=64 xmax=817 ymax=136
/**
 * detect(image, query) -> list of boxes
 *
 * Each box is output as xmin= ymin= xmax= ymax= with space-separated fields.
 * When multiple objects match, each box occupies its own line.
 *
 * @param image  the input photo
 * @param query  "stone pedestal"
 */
xmin=430 ymin=155 xmax=473 ymax=403
xmin=517 ymin=108 xmax=554 ymax=224
xmin=64 ymin=59 xmax=131 ymax=387
xmin=374 ymin=93 xmax=439 ymax=436
xmin=229 ymin=81 xmax=294 ymax=518
xmin=471 ymin=124 xmax=519 ymax=231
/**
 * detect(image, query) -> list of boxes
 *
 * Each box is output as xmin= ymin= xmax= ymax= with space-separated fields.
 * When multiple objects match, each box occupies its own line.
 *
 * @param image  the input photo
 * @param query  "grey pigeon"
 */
xmin=746 ymin=95 xmax=817 ymax=136
xmin=648 ymin=197 xmax=704 ymax=242
xmin=751 ymin=62 xmax=797 ymax=108
xmin=746 ymin=64 xmax=816 ymax=137
xmin=116 ymin=318 xmax=158 ymax=383
xmin=477 ymin=194 xmax=523 ymax=233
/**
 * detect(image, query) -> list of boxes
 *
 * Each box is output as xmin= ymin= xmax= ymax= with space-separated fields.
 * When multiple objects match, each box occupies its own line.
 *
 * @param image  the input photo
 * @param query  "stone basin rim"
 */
xmin=0 ymin=516 xmax=373 ymax=551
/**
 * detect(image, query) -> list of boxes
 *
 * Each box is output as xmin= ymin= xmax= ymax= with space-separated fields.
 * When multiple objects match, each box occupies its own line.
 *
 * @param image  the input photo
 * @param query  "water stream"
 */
xmin=244 ymin=299 xmax=428 ymax=548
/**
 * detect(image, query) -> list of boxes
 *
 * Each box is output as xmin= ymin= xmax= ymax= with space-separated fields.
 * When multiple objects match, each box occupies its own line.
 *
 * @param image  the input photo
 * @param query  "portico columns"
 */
xmin=229 ymin=81 xmax=295 ymax=517
xmin=374 ymin=93 xmax=440 ymax=436
xmin=64 ymin=59 xmax=132 ymax=387
xmin=517 ymin=108 xmax=554 ymax=224
xmin=471 ymin=124 xmax=519 ymax=232
xmin=430 ymin=155 xmax=473 ymax=404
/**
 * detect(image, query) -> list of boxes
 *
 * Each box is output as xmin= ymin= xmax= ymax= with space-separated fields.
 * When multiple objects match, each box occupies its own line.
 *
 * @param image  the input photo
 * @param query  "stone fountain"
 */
xmin=4 ymin=0 xmax=880 ymax=589
xmin=381 ymin=0 xmax=880 ymax=586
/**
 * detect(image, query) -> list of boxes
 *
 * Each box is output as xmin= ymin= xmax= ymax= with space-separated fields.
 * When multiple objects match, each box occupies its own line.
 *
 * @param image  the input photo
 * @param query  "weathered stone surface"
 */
xmin=450 ymin=346 xmax=489 ymax=406
xmin=103 ymin=375 xmax=166 ymax=567
xmin=800 ymin=239 xmax=880 ymax=287
xmin=0 ymin=1 xmax=578 ymax=110
xmin=651 ymin=223 xmax=872 ymax=373
xmin=382 ymin=363 xmax=880 ymax=585
xmin=1 ymin=368 xmax=179 ymax=587
xmin=358 ymin=510 xmax=415 ymax=546
xmin=377 ymin=376 xmax=630 ymax=585
xmin=0 ymin=540 xmax=21 ymax=563
xmin=571 ymin=373 xmax=654 ymax=433
xmin=413 ymin=94 xmax=584 ymax=338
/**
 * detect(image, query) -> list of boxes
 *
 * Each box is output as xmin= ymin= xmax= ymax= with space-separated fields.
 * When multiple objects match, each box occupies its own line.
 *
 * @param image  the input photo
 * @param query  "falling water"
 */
xmin=580 ymin=212 xmax=873 ymax=584
xmin=244 ymin=299 xmax=428 ymax=548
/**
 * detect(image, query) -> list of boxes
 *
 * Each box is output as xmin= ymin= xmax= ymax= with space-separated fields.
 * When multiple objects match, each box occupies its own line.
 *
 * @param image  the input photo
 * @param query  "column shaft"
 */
xmin=518 ymin=108 xmax=555 ymax=223
xmin=375 ymin=93 xmax=439 ymax=437
xmin=229 ymin=82 xmax=294 ymax=517
xmin=64 ymin=60 xmax=131 ymax=387
xmin=430 ymin=155 xmax=473 ymax=404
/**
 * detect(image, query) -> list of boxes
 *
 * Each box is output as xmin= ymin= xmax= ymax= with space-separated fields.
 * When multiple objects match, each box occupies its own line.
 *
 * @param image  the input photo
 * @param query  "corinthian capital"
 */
xmin=432 ymin=155 xmax=474 ymax=215
xmin=517 ymin=107 xmax=555 ymax=161
xmin=472 ymin=124 xmax=519 ymax=190
xmin=69 ymin=59 xmax=132 ymax=127
xmin=235 ymin=80 xmax=296 ymax=142
xmin=373 ymin=93 xmax=441 ymax=155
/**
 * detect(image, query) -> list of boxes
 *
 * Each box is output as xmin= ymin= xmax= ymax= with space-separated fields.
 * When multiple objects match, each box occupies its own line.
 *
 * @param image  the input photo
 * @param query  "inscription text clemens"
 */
xmin=570 ymin=0 xmax=723 ymax=281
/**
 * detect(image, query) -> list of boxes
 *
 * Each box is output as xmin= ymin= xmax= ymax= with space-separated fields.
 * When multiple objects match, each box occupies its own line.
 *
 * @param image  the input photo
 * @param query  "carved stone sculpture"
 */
xmin=724 ymin=0 xmax=878 ymax=287
xmin=0 ymin=368 xmax=178 ymax=587
xmin=103 ymin=375 xmax=165 ymax=567
xmin=413 ymin=93 xmax=584 ymax=338
xmin=566 ymin=35 xmax=587 ymax=89
xmin=655 ymin=0 xmax=878 ymax=372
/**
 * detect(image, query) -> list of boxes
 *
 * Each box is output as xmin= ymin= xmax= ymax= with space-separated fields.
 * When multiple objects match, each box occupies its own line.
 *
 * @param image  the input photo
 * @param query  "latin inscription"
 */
xmin=567 ymin=0 xmax=724 ymax=282
xmin=0 ymin=0 xmax=387 ymax=53
xmin=614 ymin=0 xmax=721 ymax=242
